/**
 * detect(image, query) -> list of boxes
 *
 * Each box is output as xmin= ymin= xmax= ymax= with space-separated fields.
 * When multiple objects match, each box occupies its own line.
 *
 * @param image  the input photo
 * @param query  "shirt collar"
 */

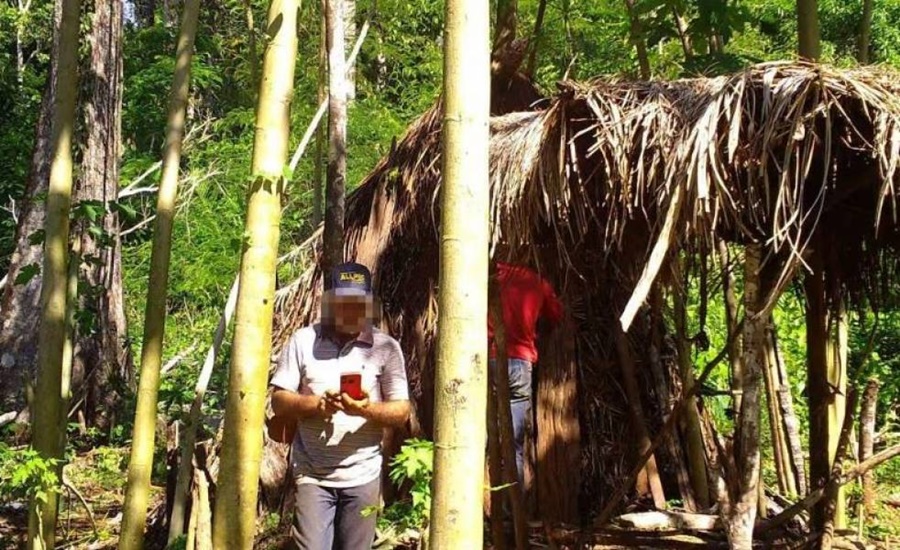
xmin=317 ymin=323 xmax=374 ymax=346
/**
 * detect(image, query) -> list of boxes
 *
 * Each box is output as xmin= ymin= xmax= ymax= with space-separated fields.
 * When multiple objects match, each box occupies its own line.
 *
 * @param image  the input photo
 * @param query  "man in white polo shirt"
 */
xmin=270 ymin=262 xmax=410 ymax=550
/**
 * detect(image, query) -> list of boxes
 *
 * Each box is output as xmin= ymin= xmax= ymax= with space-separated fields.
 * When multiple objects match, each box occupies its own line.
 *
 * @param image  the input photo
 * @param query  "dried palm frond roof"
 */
xmin=275 ymin=61 xmax=900 ymax=350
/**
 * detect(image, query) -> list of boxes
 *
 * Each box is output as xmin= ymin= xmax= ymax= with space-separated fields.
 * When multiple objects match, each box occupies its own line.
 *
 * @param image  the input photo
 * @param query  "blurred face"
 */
xmin=324 ymin=294 xmax=372 ymax=334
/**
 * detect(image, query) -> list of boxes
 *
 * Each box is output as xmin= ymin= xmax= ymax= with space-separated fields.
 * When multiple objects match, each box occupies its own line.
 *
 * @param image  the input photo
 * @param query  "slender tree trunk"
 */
xmin=343 ymin=0 xmax=356 ymax=99
xmin=773 ymin=328 xmax=807 ymax=495
xmin=0 ymin=0 xmax=61 ymax=415
xmin=821 ymin=389 xmax=858 ymax=550
xmin=15 ymin=0 xmax=34 ymax=89
xmin=524 ymin=0 xmax=546 ymax=77
xmin=313 ymin=0 xmax=326 ymax=226
xmin=860 ymin=379 xmax=878 ymax=513
xmin=323 ymin=0 xmax=347 ymax=274
xmin=672 ymin=267 xmax=711 ymax=509
xmin=806 ymin=255 xmax=830 ymax=530
xmin=119 ymin=1 xmax=201 ymax=546
xmin=26 ymin=0 xmax=80 ymax=545
xmin=857 ymin=0 xmax=874 ymax=63
xmin=615 ymin=327 xmax=667 ymax=509
xmin=428 ymin=0 xmax=490 ymax=544
xmin=75 ymin=0 xmax=130 ymax=431
xmin=211 ymin=0 xmax=299 ymax=546
xmin=797 ymin=0 xmax=821 ymax=60
xmin=719 ymin=244 xmax=764 ymax=549
xmin=622 ymin=0 xmax=651 ymax=79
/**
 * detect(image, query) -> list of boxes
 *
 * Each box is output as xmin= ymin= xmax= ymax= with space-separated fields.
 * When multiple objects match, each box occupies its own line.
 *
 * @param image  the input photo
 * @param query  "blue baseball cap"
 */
xmin=326 ymin=262 xmax=373 ymax=297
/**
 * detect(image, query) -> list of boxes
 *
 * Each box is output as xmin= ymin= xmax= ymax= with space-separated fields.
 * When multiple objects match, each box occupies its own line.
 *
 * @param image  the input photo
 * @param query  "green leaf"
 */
xmin=14 ymin=263 xmax=40 ymax=286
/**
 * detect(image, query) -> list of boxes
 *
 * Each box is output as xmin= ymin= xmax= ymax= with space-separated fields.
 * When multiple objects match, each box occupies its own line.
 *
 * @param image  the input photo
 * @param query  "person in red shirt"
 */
xmin=488 ymin=262 xmax=564 ymax=487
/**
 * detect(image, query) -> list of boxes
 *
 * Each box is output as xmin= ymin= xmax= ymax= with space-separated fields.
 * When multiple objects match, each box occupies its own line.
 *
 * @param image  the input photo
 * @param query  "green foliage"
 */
xmin=366 ymin=438 xmax=434 ymax=538
xmin=0 ymin=442 xmax=60 ymax=506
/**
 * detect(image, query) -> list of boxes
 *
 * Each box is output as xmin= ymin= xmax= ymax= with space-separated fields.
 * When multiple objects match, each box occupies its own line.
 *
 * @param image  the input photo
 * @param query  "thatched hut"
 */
xmin=270 ymin=62 xmax=900 ymax=531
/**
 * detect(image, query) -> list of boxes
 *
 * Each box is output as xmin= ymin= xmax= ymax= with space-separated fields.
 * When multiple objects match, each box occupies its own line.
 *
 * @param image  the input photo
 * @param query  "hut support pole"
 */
xmin=615 ymin=327 xmax=666 ymax=510
xmin=805 ymin=252 xmax=830 ymax=531
xmin=672 ymin=259 xmax=711 ymax=509
xmin=719 ymin=243 xmax=764 ymax=549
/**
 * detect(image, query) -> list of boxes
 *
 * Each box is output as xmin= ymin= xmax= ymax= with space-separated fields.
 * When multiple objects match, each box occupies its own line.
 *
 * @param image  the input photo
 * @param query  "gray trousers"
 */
xmin=291 ymin=477 xmax=380 ymax=550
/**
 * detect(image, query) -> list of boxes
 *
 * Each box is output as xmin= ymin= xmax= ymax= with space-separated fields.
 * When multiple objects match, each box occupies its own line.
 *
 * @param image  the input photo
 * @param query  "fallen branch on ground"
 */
xmin=61 ymin=466 xmax=98 ymax=538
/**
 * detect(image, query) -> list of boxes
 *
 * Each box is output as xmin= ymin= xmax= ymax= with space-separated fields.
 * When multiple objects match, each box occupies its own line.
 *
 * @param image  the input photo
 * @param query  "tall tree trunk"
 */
xmin=615 ymin=327 xmax=667 ymax=509
xmin=343 ymin=0 xmax=356 ymax=99
xmin=524 ymin=0 xmax=546 ymax=77
xmin=622 ymin=0 xmax=651 ymax=79
xmin=119 ymin=1 xmax=201 ymax=547
xmin=323 ymin=0 xmax=347 ymax=274
xmin=313 ymin=0 xmax=326 ymax=226
xmin=27 ymin=0 xmax=81 ymax=545
xmin=671 ymin=267 xmax=711 ymax=510
xmin=74 ymin=0 xmax=130 ymax=431
xmin=211 ymin=0 xmax=299 ymax=546
xmin=719 ymin=244 xmax=764 ymax=548
xmin=428 ymin=0 xmax=490 ymax=544
xmin=859 ymin=379 xmax=879 ymax=522
xmin=857 ymin=0 xmax=873 ymax=63
xmin=797 ymin=0 xmax=821 ymax=60
xmin=805 ymin=253 xmax=830 ymax=530
xmin=494 ymin=0 xmax=517 ymax=55
xmin=0 ymin=0 xmax=61 ymax=416
xmin=773 ymin=327 xmax=808 ymax=495
xmin=828 ymin=303 xmax=849 ymax=528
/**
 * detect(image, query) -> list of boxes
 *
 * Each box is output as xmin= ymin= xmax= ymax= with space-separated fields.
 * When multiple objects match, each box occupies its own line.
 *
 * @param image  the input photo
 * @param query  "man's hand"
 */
xmin=341 ymin=389 xmax=370 ymax=417
xmin=321 ymin=391 xmax=345 ymax=418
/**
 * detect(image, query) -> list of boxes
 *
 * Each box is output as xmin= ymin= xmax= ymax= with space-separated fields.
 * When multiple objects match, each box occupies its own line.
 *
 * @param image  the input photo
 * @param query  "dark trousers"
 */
xmin=490 ymin=358 xmax=533 ymax=488
xmin=291 ymin=477 xmax=380 ymax=550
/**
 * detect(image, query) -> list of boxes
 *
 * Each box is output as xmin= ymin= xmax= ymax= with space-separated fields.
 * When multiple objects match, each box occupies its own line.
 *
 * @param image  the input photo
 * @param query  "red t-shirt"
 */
xmin=488 ymin=262 xmax=563 ymax=363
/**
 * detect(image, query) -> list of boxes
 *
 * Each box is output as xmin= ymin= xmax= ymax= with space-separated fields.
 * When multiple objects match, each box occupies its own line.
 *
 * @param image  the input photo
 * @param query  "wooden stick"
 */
xmin=487 ymin=365 xmax=507 ymax=550
xmin=595 ymin=318 xmax=744 ymax=526
xmin=615 ymin=327 xmax=666 ymax=510
xmin=488 ymin=270 xmax=528 ymax=550
xmin=760 ymin=442 xmax=900 ymax=535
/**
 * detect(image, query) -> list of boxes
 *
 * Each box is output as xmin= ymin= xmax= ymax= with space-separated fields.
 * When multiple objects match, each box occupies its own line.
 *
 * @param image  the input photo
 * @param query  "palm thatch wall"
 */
xmin=271 ymin=62 xmax=900 ymax=523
